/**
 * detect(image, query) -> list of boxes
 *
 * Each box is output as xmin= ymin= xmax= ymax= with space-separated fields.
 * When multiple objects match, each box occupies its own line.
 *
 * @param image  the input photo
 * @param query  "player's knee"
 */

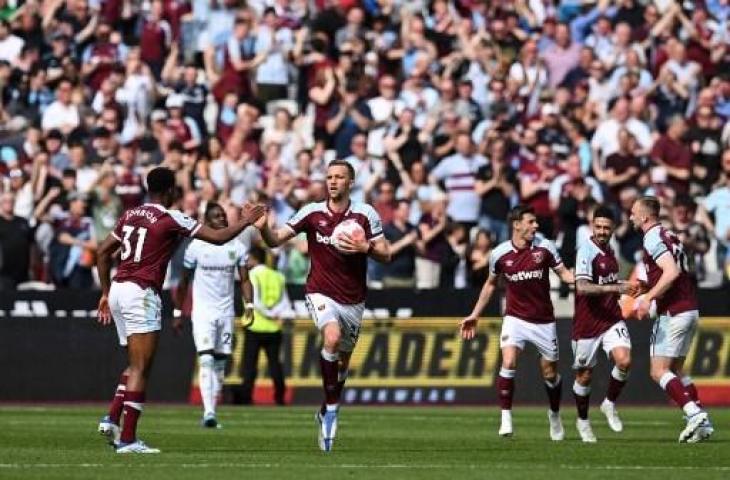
xmin=322 ymin=330 xmax=341 ymax=351
xmin=615 ymin=358 xmax=631 ymax=371
xmin=575 ymin=369 xmax=592 ymax=386
xmin=541 ymin=363 xmax=558 ymax=380
xmin=650 ymin=365 xmax=668 ymax=383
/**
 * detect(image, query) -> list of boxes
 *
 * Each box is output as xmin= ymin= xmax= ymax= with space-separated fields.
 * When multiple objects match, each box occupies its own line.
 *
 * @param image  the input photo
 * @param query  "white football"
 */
xmin=331 ymin=219 xmax=366 ymax=254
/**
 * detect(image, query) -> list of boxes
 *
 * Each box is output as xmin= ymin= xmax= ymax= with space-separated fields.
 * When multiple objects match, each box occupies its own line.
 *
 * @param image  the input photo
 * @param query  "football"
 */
xmin=619 ymin=294 xmax=657 ymax=320
xmin=331 ymin=219 xmax=366 ymax=254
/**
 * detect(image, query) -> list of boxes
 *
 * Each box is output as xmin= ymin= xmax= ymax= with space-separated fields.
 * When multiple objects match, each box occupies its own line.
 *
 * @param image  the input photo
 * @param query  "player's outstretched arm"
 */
xmin=576 ymin=278 xmax=639 ymax=296
xmin=96 ymin=233 xmax=121 ymax=325
xmin=255 ymin=213 xmax=297 ymax=248
xmin=195 ymin=203 xmax=265 ymax=245
xmin=460 ymin=273 xmax=498 ymax=340
xmin=553 ymin=264 xmax=575 ymax=285
xmin=637 ymin=253 xmax=679 ymax=319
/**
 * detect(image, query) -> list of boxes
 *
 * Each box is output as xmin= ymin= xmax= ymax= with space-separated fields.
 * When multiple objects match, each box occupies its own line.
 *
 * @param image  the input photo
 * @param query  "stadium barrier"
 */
xmin=1 ymin=288 xmax=729 ymax=405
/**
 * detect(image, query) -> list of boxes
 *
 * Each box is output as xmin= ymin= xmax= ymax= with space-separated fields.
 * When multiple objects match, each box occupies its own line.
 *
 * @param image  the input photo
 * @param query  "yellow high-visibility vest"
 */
xmin=247 ymin=265 xmax=286 ymax=333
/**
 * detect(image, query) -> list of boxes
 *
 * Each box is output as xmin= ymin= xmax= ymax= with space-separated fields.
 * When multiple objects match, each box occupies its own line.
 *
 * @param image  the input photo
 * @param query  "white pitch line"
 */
xmin=1 ymin=464 xmax=729 ymax=471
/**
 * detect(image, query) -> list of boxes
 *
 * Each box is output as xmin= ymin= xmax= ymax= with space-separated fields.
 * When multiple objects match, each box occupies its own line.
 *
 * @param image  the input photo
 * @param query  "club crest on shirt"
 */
xmin=531 ymin=250 xmax=544 ymax=264
xmin=228 ymin=251 xmax=236 ymax=261
xmin=505 ymin=260 xmax=514 ymax=267
xmin=318 ymin=304 xmax=326 ymax=311
xmin=318 ymin=220 xmax=327 ymax=227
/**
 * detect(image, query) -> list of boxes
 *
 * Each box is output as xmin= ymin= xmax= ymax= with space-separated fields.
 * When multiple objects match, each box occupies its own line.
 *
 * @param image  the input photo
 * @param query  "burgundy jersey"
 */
xmin=112 ymin=204 xmax=201 ymax=293
xmin=490 ymin=236 xmax=562 ymax=323
xmin=140 ymin=19 xmax=170 ymax=64
xmin=642 ymin=224 xmax=698 ymax=315
xmin=573 ymin=237 xmax=622 ymax=339
xmin=286 ymin=201 xmax=383 ymax=305
xmin=114 ymin=166 xmax=145 ymax=210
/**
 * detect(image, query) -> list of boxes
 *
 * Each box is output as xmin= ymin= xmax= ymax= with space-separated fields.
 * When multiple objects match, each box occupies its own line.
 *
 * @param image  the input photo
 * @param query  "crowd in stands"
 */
xmin=0 ymin=0 xmax=729 ymax=292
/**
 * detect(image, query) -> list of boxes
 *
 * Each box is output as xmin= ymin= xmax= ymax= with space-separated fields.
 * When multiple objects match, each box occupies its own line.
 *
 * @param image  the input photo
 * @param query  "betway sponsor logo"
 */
xmin=315 ymin=231 xmax=336 ymax=245
xmin=505 ymin=270 xmax=543 ymax=282
xmin=598 ymin=273 xmax=619 ymax=285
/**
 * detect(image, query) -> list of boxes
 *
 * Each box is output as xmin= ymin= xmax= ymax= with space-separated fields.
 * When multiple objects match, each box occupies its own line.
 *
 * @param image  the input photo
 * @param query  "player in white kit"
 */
xmin=175 ymin=202 xmax=254 ymax=428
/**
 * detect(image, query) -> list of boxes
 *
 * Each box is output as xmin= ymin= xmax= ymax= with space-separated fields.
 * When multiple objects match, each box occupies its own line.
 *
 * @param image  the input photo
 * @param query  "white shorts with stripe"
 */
xmin=650 ymin=310 xmax=699 ymax=358
xmin=500 ymin=315 xmax=559 ymax=361
xmin=572 ymin=321 xmax=632 ymax=369
xmin=305 ymin=293 xmax=365 ymax=353
xmin=109 ymin=281 xmax=162 ymax=346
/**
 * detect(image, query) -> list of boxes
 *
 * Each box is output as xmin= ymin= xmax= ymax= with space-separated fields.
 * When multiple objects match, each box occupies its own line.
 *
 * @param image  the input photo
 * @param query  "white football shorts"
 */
xmin=572 ymin=320 xmax=632 ymax=369
xmin=109 ymin=281 xmax=162 ymax=346
xmin=191 ymin=314 xmax=234 ymax=355
xmin=304 ymin=293 xmax=365 ymax=353
xmin=500 ymin=315 xmax=559 ymax=361
xmin=650 ymin=310 xmax=699 ymax=358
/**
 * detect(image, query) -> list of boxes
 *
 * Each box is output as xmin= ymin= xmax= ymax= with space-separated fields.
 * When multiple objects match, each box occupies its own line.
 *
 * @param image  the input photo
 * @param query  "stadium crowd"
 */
xmin=0 ymin=0 xmax=729 ymax=291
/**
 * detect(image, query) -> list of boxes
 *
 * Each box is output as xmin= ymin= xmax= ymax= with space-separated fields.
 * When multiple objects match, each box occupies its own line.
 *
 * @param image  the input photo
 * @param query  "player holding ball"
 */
xmin=255 ymin=159 xmax=391 ymax=452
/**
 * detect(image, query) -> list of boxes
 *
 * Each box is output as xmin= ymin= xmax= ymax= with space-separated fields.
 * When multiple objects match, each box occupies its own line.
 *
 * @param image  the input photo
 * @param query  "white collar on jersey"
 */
xmin=144 ymin=203 xmax=167 ymax=212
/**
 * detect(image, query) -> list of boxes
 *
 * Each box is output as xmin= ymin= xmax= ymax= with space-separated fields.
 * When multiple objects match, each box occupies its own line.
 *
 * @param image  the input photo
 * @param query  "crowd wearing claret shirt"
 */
xmin=0 ymin=0 xmax=729 ymax=292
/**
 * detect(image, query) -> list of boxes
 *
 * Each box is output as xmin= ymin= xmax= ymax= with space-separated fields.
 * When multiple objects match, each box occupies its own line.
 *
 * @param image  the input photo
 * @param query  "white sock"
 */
xmin=501 ymin=409 xmax=512 ymax=422
xmin=683 ymin=402 xmax=701 ymax=417
xmin=199 ymin=354 xmax=216 ymax=416
xmin=611 ymin=365 xmax=628 ymax=381
xmin=214 ymin=357 xmax=227 ymax=397
xmin=573 ymin=381 xmax=591 ymax=396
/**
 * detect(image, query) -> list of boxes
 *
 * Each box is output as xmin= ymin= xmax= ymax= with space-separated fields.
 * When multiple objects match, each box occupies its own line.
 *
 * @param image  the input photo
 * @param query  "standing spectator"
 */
xmin=466 ymin=228 xmax=492 ymax=288
xmin=81 ymin=21 xmax=124 ymax=92
xmin=140 ymin=0 xmax=172 ymax=80
xmin=382 ymin=199 xmax=418 ymax=288
xmin=88 ymin=169 xmax=123 ymax=241
xmin=367 ymin=74 xmax=403 ymax=161
xmin=591 ymin=96 xmax=652 ymax=165
xmin=596 ymin=127 xmax=642 ymax=201
xmin=114 ymin=143 xmax=145 ymax=210
xmin=519 ymin=143 xmax=560 ymax=238
xmin=41 ymin=78 xmax=80 ymax=134
xmin=165 ymin=94 xmax=201 ymax=151
xmin=326 ymin=83 xmax=372 ymax=159
xmin=0 ymin=18 xmax=23 ymax=64
xmin=688 ymin=105 xmax=723 ymax=193
xmin=670 ymin=195 xmax=710 ymax=283
xmin=210 ymin=16 xmax=258 ymax=104
xmin=372 ymin=180 xmax=396 ymax=226
xmin=49 ymin=192 xmax=96 ymax=288
xmin=475 ymin=138 xmax=515 ymax=244
xmin=542 ymin=23 xmax=582 ymax=88
xmin=699 ymin=151 xmax=730 ymax=280
xmin=415 ymin=193 xmax=449 ymax=290
xmin=255 ymin=7 xmax=293 ymax=106
xmin=344 ymin=133 xmax=384 ymax=203
xmin=0 ymin=190 xmax=32 ymax=289
xmin=650 ymin=116 xmax=692 ymax=195
xmin=241 ymin=246 xmax=291 ymax=406
xmin=429 ymin=132 xmax=486 ymax=231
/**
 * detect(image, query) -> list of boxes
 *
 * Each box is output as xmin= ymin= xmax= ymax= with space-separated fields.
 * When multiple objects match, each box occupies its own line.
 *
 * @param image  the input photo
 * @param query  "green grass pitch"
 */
xmin=0 ymin=405 xmax=728 ymax=479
